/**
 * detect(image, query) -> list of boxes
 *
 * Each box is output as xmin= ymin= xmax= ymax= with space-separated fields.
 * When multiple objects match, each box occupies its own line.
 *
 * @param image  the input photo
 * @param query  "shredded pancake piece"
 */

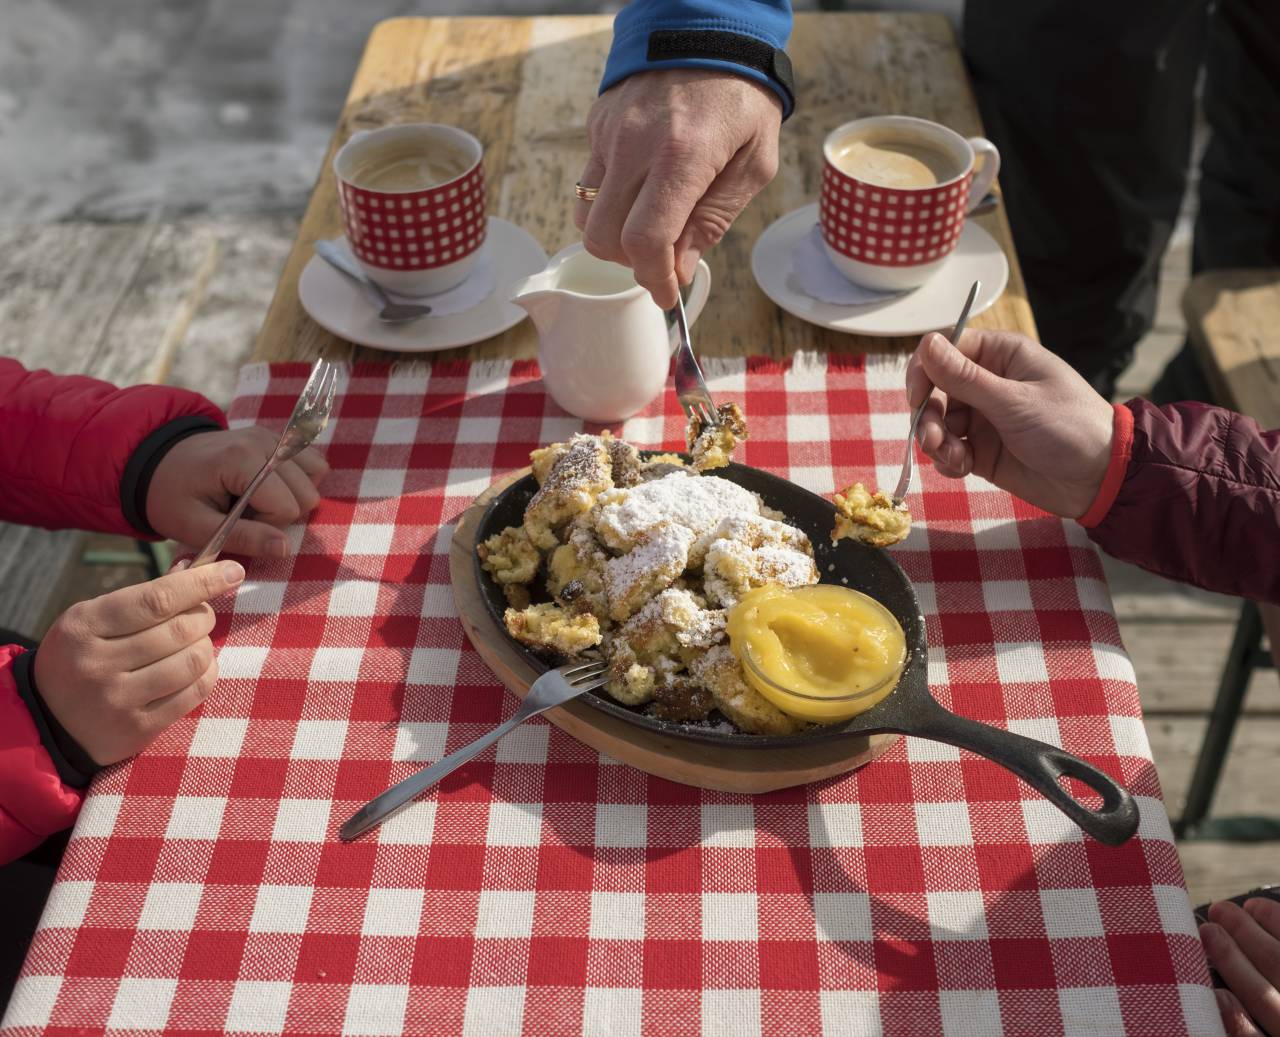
xmin=524 ymin=434 xmax=613 ymax=549
xmin=592 ymin=473 xmax=760 ymax=552
xmin=604 ymin=521 xmax=695 ymax=622
xmin=688 ymin=645 xmax=804 ymax=736
xmin=832 ymin=482 xmax=912 ymax=548
xmin=687 ymin=401 xmax=748 ymax=472
xmin=504 ymin=602 xmax=601 ymax=656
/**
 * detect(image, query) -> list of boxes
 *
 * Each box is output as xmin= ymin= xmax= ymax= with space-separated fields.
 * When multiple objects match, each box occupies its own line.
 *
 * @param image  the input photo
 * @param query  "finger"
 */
xmin=274 ymin=459 xmax=322 ymax=517
xmin=932 ymin=435 xmax=973 ymax=479
xmin=905 ymin=345 xmax=935 ymax=410
xmin=217 ymin=515 xmax=294 ymax=559
xmin=673 ymin=226 xmax=702 ymax=286
xmin=169 ymin=559 xmax=190 ymax=574
xmin=917 ymin=332 xmax=1019 ymax=415
xmin=243 ymin=471 xmax=303 ymax=527
xmin=1212 ymin=901 xmax=1280 ymax=988
xmin=92 ymin=562 xmax=244 ymax=636
xmin=112 ymin=603 xmax=216 ymax=670
xmin=1245 ymin=897 xmax=1280 ymax=942
xmin=945 ymin=404 xmax=972 ymax=438
xmin=674 ymin=139 xmax=775 ymax=283
xmin=1216 ymin=989 xmax=1263 ymax=1037
xmin=582 ymin=164 xmax=645 ymax=267
xmin=179 ymin=501 xmax=290 ymax=560
xmin=1202 ymin=915 xmax=1280 ymax=1032
xmin=621 ymin=160 xmax=719 ymax=309
xmin=574 ymin=154 xmax=607 ymax=233
xmin=290 ymin=445 xmax=329 ymax=484
xmin=145 ymin=657 xmax=219 ymax=729
xmin=128 ymin=637 xmax=216 ymax=706
xmin=917 ymin=395 xmax=950 ymax=455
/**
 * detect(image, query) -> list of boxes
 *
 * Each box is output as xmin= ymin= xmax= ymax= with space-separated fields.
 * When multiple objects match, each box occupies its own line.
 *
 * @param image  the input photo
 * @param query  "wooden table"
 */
xmin=253 ymin=13 xmax=1036 ymax=365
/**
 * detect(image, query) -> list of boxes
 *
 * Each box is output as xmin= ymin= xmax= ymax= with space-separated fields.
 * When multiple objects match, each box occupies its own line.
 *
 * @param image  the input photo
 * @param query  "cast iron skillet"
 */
xmin=474 ymin=460 xmax=1138 ymax=845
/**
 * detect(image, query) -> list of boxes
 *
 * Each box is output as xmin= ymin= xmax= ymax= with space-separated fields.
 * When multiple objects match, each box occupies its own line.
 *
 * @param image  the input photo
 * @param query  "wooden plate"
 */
xmin=449 ymin=466 xmax=909 ymax=793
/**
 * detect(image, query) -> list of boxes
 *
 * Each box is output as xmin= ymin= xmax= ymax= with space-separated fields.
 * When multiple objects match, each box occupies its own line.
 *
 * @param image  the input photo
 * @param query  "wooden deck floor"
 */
xmin=0 ymin=215 xmax=1274 ymax=906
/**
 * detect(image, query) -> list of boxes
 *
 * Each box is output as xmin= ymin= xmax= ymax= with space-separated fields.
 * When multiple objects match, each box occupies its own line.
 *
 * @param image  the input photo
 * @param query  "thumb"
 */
xmin=917 ymin=333 xmax=1015 ymax=414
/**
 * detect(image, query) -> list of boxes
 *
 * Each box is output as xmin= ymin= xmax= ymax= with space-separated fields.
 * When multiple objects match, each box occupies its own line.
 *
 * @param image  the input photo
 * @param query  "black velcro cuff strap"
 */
xmin=647 ymin=29 xmax=795 ymax=116
xmin=13 ymin=649 xmax=100 ymax=789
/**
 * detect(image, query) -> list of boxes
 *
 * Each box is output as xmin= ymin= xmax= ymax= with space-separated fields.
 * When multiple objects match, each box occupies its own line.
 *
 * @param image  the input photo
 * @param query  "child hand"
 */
xmin=33 ymin=560 xmax=245 ymax=766
xmin=147 ymin=427 xmax=329 ymax=557
xmin=905 ymin=329 xmax=1115 ymax=519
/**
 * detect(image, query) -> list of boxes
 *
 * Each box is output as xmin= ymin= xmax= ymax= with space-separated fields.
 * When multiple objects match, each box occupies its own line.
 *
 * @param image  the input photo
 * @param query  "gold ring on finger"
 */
xmin=574 ymin=182 xmax=600 ymax=202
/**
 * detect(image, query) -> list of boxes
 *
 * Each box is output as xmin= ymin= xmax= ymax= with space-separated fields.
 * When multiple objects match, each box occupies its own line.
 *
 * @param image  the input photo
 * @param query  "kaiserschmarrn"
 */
xmin=478 ymin=415 xmax=824 ymax=735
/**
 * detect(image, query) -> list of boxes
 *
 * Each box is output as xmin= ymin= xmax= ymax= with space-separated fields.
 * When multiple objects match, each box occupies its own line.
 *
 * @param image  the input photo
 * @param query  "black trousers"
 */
xmin=0 ymin=629 xmax=66 ymax=1010
xmin=964 ymin=0 xmax=1280 ymax=399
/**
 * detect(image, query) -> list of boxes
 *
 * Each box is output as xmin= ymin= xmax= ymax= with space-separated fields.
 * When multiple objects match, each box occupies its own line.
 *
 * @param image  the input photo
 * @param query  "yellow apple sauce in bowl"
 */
xmin=726 ymin=584 xmax=907 ymax=723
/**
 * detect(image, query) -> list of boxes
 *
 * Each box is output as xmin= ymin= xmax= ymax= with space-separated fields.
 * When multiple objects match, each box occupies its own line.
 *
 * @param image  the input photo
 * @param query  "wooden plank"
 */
xmin=252 ymin=13 xmax=1037 ymax=366
xmin=1179 ymin=842 xmax=1280 ymax=906
xmin=166 ymin=216 xmax=298 ymax=405
xmin=0 ymin=526 xmax=84 ymax=637
xmin=1184 ymin=268 xmax=1280 ymax=430
xmin=1126 ymin=622 xmax=1280 ymax=714
xmin=0 ymin=223 xmax=154 ymax=371
xmin=1148 ymin=716 xmax=1280 ymax=817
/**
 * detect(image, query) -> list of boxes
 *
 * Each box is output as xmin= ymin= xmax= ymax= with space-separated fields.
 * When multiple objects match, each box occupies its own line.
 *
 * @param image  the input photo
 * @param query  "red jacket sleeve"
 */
xmin=0 ymin=359 xmax=225 ymax=537
xmin=0 ymin=644 xmax=83 ymax=864
xmin=1081 ymin=399 xmax=1280 ymax=603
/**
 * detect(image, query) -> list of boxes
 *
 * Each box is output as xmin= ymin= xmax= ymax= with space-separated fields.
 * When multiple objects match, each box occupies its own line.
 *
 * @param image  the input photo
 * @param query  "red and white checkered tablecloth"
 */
xmin=3 ymin=356 xmax=1223 ymax=1037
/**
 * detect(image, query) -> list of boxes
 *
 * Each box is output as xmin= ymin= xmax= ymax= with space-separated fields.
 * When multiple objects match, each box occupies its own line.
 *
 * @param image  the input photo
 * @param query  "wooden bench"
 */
xmin=1177 ymin=268 xmax=1280 ymax=838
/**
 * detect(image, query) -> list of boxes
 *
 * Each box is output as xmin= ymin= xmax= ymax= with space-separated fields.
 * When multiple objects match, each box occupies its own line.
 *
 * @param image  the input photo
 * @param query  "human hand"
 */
xmin=1201 ymin=899 xmax=1280 ymax=1036
xmin=33 ymin=560 xmax=245 ymax=766
xmin=905 ymin=329 xmax=1115 ymax=519
xmin=147 ymin=428 xmax=328 ymax=557
xmin=575 ymin=69 xmax=782 ymax=308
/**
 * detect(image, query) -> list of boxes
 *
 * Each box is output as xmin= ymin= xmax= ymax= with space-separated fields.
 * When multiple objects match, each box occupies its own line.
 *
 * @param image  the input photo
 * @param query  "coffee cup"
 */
xmin=333 ymin=123 xmax=486 ymax=297
xmin=819 ymin=115 xmax=1000 ymax=291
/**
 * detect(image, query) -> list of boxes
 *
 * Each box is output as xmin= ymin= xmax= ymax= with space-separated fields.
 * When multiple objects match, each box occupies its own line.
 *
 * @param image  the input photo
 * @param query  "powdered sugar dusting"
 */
xmin=594 ymin=473 xmax=761 ymax=550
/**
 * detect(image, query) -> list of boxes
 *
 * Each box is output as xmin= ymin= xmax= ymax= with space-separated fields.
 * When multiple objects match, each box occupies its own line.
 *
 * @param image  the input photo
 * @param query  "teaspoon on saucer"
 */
xmin=314 ymin=239 xmax=433 ymax=324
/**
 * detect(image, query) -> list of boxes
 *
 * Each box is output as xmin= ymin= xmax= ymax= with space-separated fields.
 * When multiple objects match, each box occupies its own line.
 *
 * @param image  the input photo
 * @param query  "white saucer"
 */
xmin=298 ymin=217 xmax=547 ymax=352
xmin=751 ymin=203 xmax=1009 ymax=337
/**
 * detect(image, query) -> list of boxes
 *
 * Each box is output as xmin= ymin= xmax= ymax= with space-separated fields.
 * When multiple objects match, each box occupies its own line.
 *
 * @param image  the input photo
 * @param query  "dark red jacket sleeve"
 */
xmin=0 ymin=359 xmax=226 ymax=537
xmin=0 ymin=644 xmax=83 ymax=864
xmin=1081 ymin=399 xmax=1280 ymax=603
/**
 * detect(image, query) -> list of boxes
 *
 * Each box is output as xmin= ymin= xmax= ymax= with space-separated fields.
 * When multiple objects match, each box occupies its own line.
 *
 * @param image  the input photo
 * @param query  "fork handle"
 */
xmin=189 ymin=456 xmax=281 ymax=568
xmin=340 ymin=704 xmax=536 ymax=841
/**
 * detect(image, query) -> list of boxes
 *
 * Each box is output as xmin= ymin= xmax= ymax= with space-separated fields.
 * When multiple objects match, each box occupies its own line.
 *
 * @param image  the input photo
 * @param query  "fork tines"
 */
xmin=561 ymin=660 xmax=609 ymax=685
xmin=680 ymin=397 xmax=721 ymax=429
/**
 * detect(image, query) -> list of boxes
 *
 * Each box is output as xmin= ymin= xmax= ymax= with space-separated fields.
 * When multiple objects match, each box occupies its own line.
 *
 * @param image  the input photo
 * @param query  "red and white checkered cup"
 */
xmin=334 ymin=123 xmax=486 ymax=297
xmin=819 ymin=115 xmax=1000 ymax=291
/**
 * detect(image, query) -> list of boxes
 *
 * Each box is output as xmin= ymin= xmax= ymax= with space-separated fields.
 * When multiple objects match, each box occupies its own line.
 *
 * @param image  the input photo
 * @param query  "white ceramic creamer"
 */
xmin=511 ymin=243 xmax=711 ymax=423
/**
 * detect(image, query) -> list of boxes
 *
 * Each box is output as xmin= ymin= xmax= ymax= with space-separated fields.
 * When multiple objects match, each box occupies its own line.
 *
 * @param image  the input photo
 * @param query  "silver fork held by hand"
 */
xmin=892 ymin=280 xmax=981 ymax=507
xmin=190 ymin=359 xmax=340 ymax=568
xmin=340 ymin=661 xmax=609 ymax=841
xmin=671 ymin=290 xmax=720 ymax=429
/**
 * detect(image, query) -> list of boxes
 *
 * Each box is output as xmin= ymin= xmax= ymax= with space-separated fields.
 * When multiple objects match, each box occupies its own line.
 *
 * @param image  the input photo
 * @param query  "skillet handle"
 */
xmin=910 ymin=699 xmax=1140 ymax=846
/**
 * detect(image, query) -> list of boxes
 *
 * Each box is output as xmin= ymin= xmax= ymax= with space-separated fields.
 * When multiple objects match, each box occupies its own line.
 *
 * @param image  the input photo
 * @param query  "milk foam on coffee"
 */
xmin=348 ymin=139 xmax=470 ymax=191
xmin=831 ymin=137 xmax=955 ymax=190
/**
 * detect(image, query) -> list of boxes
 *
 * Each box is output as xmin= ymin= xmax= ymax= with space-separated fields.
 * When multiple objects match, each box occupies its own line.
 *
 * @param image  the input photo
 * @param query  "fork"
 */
xmin=341 ymin=660 xmax=610 ymax=840
xmin=189 ymin=358 xmax=340 ymax=568
xmin=891 ymin=279 xmax=981 ymax=509
xmin=672 ymin=290 xmax=720 ymax=430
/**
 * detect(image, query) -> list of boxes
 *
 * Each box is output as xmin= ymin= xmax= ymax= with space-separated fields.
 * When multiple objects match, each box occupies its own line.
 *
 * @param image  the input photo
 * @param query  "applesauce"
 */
xmin=726 ymin=584 xmax=906 ymax=722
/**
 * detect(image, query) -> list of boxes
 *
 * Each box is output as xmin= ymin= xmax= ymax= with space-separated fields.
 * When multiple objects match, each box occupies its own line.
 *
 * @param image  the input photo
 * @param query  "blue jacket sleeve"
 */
xmin=601 ymin=1 xmax=796 ymax=118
